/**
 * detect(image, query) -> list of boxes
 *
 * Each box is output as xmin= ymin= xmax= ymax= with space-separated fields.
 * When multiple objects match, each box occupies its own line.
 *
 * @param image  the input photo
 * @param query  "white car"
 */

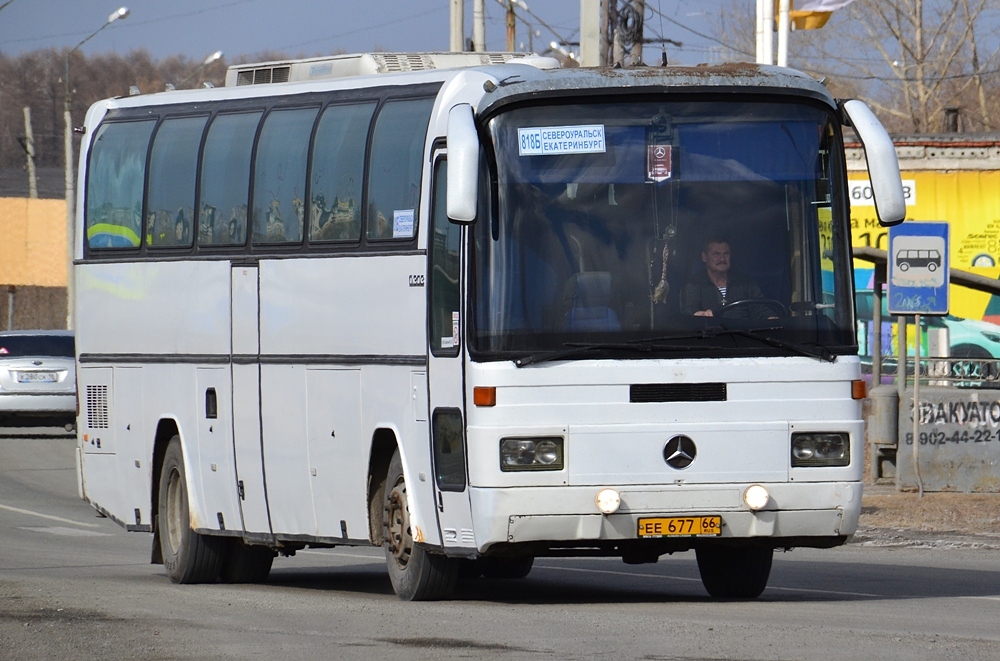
xmin=0 ymin=331 xmax=76 ymax=430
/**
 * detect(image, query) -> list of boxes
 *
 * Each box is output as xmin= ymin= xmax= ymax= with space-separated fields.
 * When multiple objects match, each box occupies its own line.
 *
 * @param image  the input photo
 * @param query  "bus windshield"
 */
xmin=471 ymin=99 xmax=856 ymax=361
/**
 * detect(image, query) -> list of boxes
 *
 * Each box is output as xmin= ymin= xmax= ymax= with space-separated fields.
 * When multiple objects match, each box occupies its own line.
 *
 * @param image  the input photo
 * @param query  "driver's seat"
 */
xmin=562 ymin=272 xmax=620 ymax=332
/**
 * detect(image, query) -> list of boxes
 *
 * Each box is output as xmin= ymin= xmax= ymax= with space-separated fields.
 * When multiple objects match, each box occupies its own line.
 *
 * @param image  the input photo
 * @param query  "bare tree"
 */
xmin=843 ymin=0 xmax=999 ymax=131
xmin=712 ymin=0 xmax=1000 ymax=132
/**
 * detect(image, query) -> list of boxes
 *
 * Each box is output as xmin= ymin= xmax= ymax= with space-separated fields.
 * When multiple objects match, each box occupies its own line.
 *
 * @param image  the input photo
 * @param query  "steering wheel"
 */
xmin=719 ymin=298 xmax=788 ymax=318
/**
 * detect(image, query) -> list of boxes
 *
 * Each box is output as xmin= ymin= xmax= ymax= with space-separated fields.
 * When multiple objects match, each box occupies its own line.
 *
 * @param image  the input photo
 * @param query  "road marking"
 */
xmin=19 ymin=526 xmax=110 ymax=537
xmin=0 ymin=503 xmax=101 ymax=528
xmin=961 ymin=596 xmax=1000 ymax=601
xmin=299 ymin=549 xmax=382 ymax=561
xmin=536 ymin=565 xmax=879 ymax=597
xmin=539 ymin=565 xmax=700 ymax=583
xmin=765 ymin=584 xmax=878 ymax=597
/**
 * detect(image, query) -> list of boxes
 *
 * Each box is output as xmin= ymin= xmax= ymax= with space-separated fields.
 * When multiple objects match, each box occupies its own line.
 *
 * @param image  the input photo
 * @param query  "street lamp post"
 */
xmin=177 ymin=50 xmax=223 ymax=88
xmin=64 ymin=6 xmax=129 ymax=330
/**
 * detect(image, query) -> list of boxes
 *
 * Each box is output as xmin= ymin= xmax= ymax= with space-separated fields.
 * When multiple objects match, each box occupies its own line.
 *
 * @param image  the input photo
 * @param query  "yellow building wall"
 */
xmin=850 ymin=171 xmax=1000 ymax=320
xmin=0 ymin=197 xmax=68 ymax=287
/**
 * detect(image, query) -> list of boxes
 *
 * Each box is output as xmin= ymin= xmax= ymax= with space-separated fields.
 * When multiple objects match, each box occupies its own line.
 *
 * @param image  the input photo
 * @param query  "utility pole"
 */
xmin=776 ymin=0 xmax=790 ymax=67
xmin=23 ymin=108 xmax=37 ymax=199
xmin=473 ymin=0 xmax=486 ymax=51
xmin=629 ymin=0 xmax=644 ymax=66
xmin=505 ymin=1 xmax=515 ymax=51
xmin=579 ymin=0 xmax=603 ymax=66
xmin=450 ymin=0 xmax=464 ymax=52
xmin=756 ymin=0 xmax=774 ymax=64
xmin=611 ymin=1 xmax=625 ymax=65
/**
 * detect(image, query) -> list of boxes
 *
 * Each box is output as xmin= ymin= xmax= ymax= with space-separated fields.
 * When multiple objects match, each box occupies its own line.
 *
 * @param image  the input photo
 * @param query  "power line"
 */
xmin=274 ymin=6 xmax=447 ymax=52
xmin=3 ymin=0 xmax=258 ymax=48
xmin=825 ymin=66 xmax=1000 ymax=83
xmin=645 ymin=4 xmax=747 ymax=57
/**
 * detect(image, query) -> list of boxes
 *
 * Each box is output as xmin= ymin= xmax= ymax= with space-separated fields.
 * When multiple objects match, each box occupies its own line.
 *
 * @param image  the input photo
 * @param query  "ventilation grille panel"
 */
xmin=86 ymin=385 xmax=110 ymax=429
xmin=374 ymin=53 xmax=435 ymax=73
xmin=630 ymin=383 xmax=727 ymax=403
xmin=235 ymin=66 xmax=291 ymax=85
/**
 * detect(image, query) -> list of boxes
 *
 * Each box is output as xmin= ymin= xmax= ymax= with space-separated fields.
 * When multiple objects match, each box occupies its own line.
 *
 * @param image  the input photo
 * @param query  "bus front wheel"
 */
xmin=220 ymin=540 xmax=274 ymax=584
xmin=383 ymin=449 xmax=458 ymax=600
xmin=158 ymin=436 xmax=226 ymax=583
xmin=696 ymin=545 xmax=772 ymax=599
xmin=482 ymin=556 xmax=534 ymax=579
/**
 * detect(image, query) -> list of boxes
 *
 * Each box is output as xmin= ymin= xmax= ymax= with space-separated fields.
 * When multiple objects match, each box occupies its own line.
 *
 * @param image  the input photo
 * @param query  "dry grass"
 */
xmin=861 ymin=491 xmax=1000 ymax=534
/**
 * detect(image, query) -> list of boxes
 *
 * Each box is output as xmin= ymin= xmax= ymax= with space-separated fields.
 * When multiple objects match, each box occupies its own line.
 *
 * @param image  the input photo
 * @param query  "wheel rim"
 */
xmin=165 ymin=466 xmax=184 ymax=553
xmin=386 ymin=476 xmax=412 ymax=569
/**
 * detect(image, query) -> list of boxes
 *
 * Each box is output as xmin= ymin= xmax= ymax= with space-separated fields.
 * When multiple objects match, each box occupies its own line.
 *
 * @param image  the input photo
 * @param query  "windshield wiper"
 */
xmin=625 ymin=326 xmax=836 ymax=362
xmin=514 ymin=341 xmax=704 ymax=367
xmin=703 ymin=327 xmax=836 ymax=362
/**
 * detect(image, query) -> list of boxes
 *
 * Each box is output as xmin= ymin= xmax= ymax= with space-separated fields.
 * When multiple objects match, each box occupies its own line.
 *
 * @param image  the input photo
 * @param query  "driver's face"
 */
xmin=703 ymin=242 xmax=731 ymax=274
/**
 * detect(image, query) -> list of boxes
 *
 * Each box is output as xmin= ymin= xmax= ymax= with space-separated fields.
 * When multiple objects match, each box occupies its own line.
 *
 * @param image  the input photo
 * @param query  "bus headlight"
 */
xmin=500 ymin=437 xmax=564 ymax=471
xmin=791 ymin=432 xmax=850 ymax=467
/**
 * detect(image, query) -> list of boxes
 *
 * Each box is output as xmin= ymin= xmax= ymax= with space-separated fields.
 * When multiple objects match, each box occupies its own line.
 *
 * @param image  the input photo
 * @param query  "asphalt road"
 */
xmin=2 ymin=435 xmax=1000 ymax=660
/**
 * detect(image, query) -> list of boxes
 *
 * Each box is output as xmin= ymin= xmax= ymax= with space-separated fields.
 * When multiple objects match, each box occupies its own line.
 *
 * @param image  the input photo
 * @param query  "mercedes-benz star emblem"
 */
xmin=663 ymin=435 xmax=697 ymax=469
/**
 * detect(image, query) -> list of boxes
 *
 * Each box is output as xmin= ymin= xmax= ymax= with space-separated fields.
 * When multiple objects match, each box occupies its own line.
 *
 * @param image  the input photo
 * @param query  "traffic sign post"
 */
xmin=887 ymin=221 xmax=949 ymax=316
xmin=887 ymin=221 xmax=949 ymax=498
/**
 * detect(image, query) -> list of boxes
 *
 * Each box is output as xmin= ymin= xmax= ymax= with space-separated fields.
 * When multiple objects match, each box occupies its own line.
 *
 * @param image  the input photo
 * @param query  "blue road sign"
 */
xmin=887 ymin=222 xmax=949 ymax=316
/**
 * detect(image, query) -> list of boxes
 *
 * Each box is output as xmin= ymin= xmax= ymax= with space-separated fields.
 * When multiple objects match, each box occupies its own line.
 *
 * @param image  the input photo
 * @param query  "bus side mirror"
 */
xmin=446 ymin=104 xmax=479 ymax=224
xmin=841 ymin=99 xmax=905 ymax=227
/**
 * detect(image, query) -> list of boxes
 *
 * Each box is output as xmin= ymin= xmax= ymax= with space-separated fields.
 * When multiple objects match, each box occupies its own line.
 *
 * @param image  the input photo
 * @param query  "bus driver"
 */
xmin=681 ymin=236 xmax=766 ymax=318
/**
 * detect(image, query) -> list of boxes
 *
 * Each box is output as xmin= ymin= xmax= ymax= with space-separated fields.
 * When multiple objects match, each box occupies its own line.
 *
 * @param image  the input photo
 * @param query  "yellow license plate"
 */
xmin=637 ymin=516 xmax=722 ymax=538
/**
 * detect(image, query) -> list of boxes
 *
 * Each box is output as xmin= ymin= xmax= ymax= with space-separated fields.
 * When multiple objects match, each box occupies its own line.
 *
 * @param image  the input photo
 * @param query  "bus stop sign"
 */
xmin=887 ymin=222 xmax=949 ymax=316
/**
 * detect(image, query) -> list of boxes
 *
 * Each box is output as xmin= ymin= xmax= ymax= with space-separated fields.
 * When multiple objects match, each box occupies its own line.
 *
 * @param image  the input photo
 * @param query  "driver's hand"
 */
xmin=694 ymin=310 xmax=713 ymax=317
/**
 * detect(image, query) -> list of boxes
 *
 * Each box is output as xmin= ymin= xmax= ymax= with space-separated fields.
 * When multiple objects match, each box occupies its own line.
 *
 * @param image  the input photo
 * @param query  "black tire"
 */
xmin=482 ymin=556 xmax=534 ymax=579
xmin=696 ymin=545 xmax=773 ymax=599
xmin=158 ymin=436 xmax=226 ymax=584
xmin=457 ymin=558 xmax=485 ymax=580
xmin=384 ymin=449 xmax=459 ymax=600
xmin=220 ymin=540 xmax=274 ymax=584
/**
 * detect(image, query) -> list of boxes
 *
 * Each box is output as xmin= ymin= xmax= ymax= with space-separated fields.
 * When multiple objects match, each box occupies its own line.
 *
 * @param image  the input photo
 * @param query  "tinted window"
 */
xmin=199 ymin=112 xmax=261 ymax=246
xmin=429 ymin=160 xmax=461 ymax=356
xmin=472 ymin=101 xmax=855 ymax=359
xmin=252 ymin=107 xmax=318 ymax=245
xmin=309 ymin=102 xmax=375 ymax=243
xmin=86 ymin=120 xmax=156 ymax=249
xmin=147 ymin=116 xmax=207 ymax=248
xmin=0 ymin=335 xmax=74 ymax=357
xmin=366 ymin=98 xmax=434 ymax=240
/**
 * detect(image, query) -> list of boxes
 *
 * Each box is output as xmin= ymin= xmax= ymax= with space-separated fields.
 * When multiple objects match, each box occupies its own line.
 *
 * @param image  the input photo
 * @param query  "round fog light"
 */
xmin=743 ymin=484 xmax=770 ymax=511
xmin=595 ymin=488 xmax=621 ymax=515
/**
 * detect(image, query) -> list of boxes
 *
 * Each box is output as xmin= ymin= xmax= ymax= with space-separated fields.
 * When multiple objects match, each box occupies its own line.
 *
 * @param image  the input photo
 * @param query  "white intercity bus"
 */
xmin=75 ymin=52 xmax=904 ymax=600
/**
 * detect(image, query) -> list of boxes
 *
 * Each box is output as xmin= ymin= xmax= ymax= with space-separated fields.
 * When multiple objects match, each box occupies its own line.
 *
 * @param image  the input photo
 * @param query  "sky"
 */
xmin=0 ymin=0 xmax=731 ymax=66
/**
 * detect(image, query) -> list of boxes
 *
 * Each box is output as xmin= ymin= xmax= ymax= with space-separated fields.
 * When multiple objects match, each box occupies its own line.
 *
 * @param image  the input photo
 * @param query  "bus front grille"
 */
xmin=630 ymin=383 xmax=727 ymax=403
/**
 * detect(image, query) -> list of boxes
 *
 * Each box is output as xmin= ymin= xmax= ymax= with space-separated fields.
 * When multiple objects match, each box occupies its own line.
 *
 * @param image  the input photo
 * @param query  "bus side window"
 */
xmin=252 ymin=107 xmax=318 ymax=245
xmin=199 ymin=112 xmax=261 ymax=247
xmin=309 ymin=102 xmax=375 ymax=243
xmin=85 ymin=120 xmax=156 ymax=250
xmin=366 ymin=97 xmax=435 ymax=241
xmin=146 ymin=116 xmax=206 ymax=248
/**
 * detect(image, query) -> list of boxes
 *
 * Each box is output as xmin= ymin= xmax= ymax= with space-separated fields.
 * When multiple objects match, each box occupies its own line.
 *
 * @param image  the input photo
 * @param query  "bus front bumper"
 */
xmin=468 ymin=481 xmax=861 ymax=553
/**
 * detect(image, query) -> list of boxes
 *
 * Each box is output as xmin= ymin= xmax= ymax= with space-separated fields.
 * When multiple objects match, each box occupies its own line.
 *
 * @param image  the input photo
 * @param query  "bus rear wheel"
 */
xmin=695 ymin=545 xmax=772 ymax=599
xmin=158 ymin=436 xmax=226 ymax=584
xmin=383 ymin=449 xmax=458 ymax=600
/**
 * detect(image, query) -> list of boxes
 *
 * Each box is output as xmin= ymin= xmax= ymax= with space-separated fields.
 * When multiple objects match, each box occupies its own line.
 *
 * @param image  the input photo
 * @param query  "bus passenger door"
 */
xmin=426 ymin=156 xmax=476 ymax=553
xmin=230 ymin=264 xmax=272 ymax=539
